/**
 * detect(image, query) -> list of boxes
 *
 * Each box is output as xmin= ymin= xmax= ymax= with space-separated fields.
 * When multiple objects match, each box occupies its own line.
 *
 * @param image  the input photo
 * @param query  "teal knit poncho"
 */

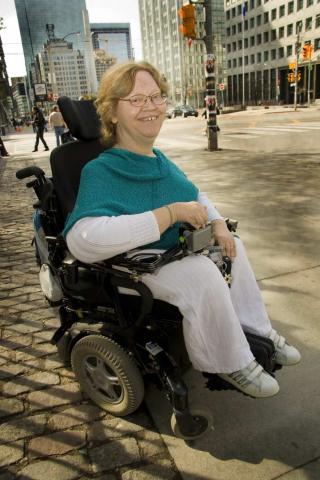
xmin=63 ymin=147 xmax=198 ymax=250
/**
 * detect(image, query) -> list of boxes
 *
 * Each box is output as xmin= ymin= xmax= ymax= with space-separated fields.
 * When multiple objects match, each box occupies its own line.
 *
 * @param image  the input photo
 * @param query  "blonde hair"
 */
xmin=95 ymin=61 xmax=169 ymax=147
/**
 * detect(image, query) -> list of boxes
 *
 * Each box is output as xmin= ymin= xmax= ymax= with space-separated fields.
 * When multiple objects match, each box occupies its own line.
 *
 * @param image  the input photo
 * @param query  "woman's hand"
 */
xmin=172 ymin=201 xmax=208 ymax=230
xmin=212 ymin=219 xmax=236 ymax=259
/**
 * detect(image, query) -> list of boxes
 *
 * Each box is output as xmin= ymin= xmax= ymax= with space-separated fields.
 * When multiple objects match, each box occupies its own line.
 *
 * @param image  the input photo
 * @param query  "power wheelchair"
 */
xmin=16 ymin=97 xmax=280 ymax=440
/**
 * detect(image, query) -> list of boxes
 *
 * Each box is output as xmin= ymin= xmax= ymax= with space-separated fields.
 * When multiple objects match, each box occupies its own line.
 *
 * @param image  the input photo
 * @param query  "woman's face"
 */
xmin=112 ymin=70 xmax=167 ymax=150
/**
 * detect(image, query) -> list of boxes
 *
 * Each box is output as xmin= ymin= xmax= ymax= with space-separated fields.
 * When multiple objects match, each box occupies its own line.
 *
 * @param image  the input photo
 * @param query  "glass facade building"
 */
xmin=91 ymin=23 xmax=133 ymax=63
xmin=14 ymin=0 xmax=88 ymax=84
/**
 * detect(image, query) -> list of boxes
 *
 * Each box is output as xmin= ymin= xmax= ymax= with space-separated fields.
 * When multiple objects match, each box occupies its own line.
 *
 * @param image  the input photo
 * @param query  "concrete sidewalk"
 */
xmin=1 ymin=132 xmax=320 ymax=479
xmin=149 ymin=141 xmax=320 ymax=480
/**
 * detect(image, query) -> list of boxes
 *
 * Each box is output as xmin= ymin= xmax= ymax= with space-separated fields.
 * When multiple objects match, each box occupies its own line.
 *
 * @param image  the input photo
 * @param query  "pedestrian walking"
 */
xmin=32 ymin=106 xmax=49 ymax=152
xmin=49 ymin=105 xmax=65 ymax=147
xmin=0 ymin=136 xmax=9 ymax=157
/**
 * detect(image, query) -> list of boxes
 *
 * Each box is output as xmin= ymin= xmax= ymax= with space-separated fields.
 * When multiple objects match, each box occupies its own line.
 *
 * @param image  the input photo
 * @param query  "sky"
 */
xmin=0 ymin=0 xmax=142 ymax=79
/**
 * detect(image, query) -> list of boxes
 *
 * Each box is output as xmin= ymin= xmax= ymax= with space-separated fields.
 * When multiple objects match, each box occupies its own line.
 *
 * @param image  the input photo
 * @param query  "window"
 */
xmin=287 ymin=45 xmax=293 ymax=55
xmin=271 ymin=29 xmax=277 ymax=40
xmin=237 ymin=4 xmax=242 ymax=14
xmin=315 ymin=38 xmax=320 ymax=50
xmin=238 ymin=39 xmax=243 ymax=49
xmin=279 ymin=5 xmax=285 ymax=16
xmin=297 ymin=0 xmax=303 ymax=9
xmin=264 ymin=31 xmax=269 ymax=42
xmin=278 ymin=47 xmax=284 ymax=57
xmin=228 ymin=60 xmax=232 ymax=69
xmin=250 ymin=17 xmax=254 ymax=28
xmin=287 ymin=24 xmax=293 ymax=35
xmin=264 ymin=12 xmax=269 ymax=23
xmin=239 ymin=57 xmax=243 ymax=66
xmin=307 ymin=0 xmax=313 ymax=5
xmin=244 ymin=19 xmax=248 ymax=30
xmin=233 ymin=58 xmax=237 ymax=67
xmin=232 ymin=41 xmax=237 ymax=51
xmin=250 ymin=35 xmax=255 ymax=46
xmin=232 ymin=25 xmax=236 ymax=34
xmin=250 ymin=54 xmax=255 ymax=63
xmin=288 ymin=1 xmax=294 ymax=13
xmin=227 ymin=44 xmax=231 ymax=53
xmin=227 ymin=27 xmax=231 ymax=36
xmin=257 ymin=33 xmax=262 ymax=44
xmin=316 ymin=14 xmax=320 ymax=27
xmin=238 ymin=22 xmax=242 ymax=33
xmin=244 ymin=38 xmax=249 ymax=48
xmin=226 ymin=11 xmax=231 ymax=20
xmin=245 ymin=56 xmax=249 ymax=65
xmin=305 ymin=17 xmax=313 ymax=30
xmin=264 ymin=51 xmax=269 ymax=61
xmin=271 ymin=49 xmax=276 ymax=59
xmin=279 ymin=26 xmax=285 ymax=37
xmin=250 ymin=0 xmax=255 ymax=8
xmin=296 ymin=20 xmax=303 ymax=33
xmin=257 ymin=52 xmax=262 ymax=62
xmin=257 ymin=14 xmax=262 ymax=25
xmin=232 ymin=7 xmax=236 ymax=17
xmin=271 ymin=8 xmax=277 ymax=20
xmin=257 ymin=0 xmax=261 ymax=5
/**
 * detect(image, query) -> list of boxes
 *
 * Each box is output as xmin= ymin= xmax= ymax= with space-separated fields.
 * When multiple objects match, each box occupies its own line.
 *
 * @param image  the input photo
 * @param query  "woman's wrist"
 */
xmin=165 ymin=204 xmax=177 ymax=226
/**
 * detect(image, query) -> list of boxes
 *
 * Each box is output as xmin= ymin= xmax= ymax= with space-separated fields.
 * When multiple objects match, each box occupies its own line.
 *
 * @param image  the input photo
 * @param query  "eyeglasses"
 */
xmin=119 ymin=93 xmax=168 ymax=107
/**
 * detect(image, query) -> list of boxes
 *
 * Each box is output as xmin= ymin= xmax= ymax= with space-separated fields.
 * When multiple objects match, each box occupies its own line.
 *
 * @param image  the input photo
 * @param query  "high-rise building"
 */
xmin=139 ymin=0 xmax=227 ymax=108
xmin=11 ymin=77 xmax=29 ymax=117
xmin=90 ymin=23 xmax=132 ymax=84
xmin=91 ymin=23 xmax=133 ymax=63
xmin=14 ymin=0 xmax=97 ymax=95
xmin=37 ymin=37 xmax=89 ymax=100
xmin=224 ymin=0 xmax=320 ymax=105
xmin=0 ymin=36 xmax=11 ymax=127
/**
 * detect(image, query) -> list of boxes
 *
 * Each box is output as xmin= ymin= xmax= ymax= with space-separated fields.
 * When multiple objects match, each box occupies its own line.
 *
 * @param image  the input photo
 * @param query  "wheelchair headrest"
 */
xmin=57 ymin=96 xmax=101 ymax=141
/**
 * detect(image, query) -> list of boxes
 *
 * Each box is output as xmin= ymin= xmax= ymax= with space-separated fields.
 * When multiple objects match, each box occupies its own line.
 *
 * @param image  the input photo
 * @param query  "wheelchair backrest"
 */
xmin=51 ymin=97 xmax=105 ymax=224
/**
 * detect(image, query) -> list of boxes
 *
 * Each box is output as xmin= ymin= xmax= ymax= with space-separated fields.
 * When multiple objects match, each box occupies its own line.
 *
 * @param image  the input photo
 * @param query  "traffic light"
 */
xmin=302 ymin=44 xmax=313 ymax=60
xmin=178 ymin=4 xmax=196 ymax=39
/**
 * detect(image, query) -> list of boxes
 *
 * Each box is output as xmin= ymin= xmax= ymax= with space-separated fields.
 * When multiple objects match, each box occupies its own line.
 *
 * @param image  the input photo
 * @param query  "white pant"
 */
xmin=142 ymin=237 xmax=272 ymax=374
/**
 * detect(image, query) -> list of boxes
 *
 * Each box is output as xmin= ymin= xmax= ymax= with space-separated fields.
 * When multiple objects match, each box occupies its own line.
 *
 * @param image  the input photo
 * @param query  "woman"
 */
xmin=64 ymin=61 xmax=301 ymax=398
xmin=32 ymin=106 xmax=49 ymax=152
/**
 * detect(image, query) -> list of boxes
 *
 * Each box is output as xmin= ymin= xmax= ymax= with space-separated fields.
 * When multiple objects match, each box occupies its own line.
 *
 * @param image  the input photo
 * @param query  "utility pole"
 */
xmin=203 ymin=0 xmax=218 ymax=151
xmin=294 ymin=29 xmax=301 ymax=111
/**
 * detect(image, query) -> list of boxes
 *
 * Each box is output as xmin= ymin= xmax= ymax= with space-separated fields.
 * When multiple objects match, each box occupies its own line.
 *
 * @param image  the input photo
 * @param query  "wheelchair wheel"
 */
xmin=171 ymin=406 xmax=213 ymax=440
xmin=71 ymin=335 xmax=144 ymax=416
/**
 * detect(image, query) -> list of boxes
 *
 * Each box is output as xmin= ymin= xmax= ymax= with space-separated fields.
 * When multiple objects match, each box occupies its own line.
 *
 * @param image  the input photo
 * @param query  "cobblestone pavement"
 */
xmin=0 ymin=145 xmax=182 ymax=480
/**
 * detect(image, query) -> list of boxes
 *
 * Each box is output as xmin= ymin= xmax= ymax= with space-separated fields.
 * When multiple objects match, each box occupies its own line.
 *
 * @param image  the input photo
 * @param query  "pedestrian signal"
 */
xmin=178 ymin=4 xmax=196 ymax=39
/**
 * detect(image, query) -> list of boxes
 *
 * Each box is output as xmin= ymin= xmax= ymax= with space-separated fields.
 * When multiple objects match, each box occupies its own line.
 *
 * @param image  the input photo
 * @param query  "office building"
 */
xmin=90 ymin=23 xmax=132 ymax=83
xmin=14 ymin=0 xmax=97 ymax=94
xmin=0 ymin=36 xmax=11 ymax=127
xmin=11 ymin=77 xmax=29 ymax=117
xmin=139 ymin=0 xmax=227 ymax=108
xmin=224 ymin=0 xmax=320 ymax=104
xmin=37 ymin=35 xmax=89 ymax=101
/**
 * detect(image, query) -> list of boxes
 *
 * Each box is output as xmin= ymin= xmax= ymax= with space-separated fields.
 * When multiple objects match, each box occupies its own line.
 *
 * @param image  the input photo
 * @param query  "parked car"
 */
xmin=166 ymin=105 xmax=199 ymax=119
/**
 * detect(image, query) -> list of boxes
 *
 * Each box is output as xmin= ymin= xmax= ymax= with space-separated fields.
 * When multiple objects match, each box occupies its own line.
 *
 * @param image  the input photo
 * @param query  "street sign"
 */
xmin=218 ymin=83 xmax=225 ymax=91
xmin=33 ymin=83 xmax=47 ymax=101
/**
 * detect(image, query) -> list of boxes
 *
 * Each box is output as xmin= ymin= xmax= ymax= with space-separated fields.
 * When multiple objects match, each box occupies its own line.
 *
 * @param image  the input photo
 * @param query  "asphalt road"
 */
xmin=157 ymin=107 xmax=320 ymax=154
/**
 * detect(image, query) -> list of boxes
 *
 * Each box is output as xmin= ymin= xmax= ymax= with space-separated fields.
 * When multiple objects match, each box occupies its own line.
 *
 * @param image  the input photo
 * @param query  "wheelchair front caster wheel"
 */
xmin=71 ymin=334 xmax=144 ymax=416
xmin=170 ymin=407 xmax=213 ymax=440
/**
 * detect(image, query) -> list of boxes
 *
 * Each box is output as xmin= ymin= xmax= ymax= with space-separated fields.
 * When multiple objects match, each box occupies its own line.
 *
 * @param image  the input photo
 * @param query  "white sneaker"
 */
xmin=218 ymin=360 xmax=280 ymax=398
xmin=267 ymin=329 xmax=301 ymax=366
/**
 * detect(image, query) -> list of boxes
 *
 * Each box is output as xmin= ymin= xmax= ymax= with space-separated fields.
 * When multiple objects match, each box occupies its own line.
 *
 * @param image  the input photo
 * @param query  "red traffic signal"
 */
xmin=178 ymin=4 xmax=196 ymax=39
